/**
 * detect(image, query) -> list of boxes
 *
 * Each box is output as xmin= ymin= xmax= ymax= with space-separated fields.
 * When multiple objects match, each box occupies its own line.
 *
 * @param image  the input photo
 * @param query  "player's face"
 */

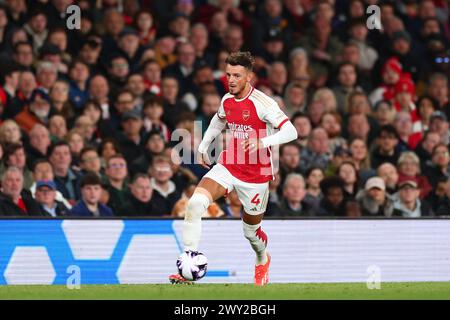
xmin=226 ymin=64 xmax=252 ymax=98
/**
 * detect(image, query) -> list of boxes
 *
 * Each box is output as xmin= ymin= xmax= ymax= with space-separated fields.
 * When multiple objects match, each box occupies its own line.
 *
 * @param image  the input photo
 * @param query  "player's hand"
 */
xmin=197 ymin=151 xmax=211 ymax=169
xmin=241 ymin=138 xmax=263 ymax=154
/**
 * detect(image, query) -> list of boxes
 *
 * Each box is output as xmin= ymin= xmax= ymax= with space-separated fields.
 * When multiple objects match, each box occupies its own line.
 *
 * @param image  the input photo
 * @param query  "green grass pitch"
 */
xmin=0 ymin=282 xmax=449 ymax=300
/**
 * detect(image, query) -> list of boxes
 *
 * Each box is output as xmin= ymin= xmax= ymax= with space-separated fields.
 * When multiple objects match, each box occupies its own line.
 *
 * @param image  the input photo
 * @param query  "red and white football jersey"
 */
xmin=216 ymin=86 xmax=289 ymax=183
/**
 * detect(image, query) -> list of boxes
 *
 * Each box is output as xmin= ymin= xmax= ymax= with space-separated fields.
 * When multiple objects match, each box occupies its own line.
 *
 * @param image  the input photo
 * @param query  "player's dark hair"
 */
xmin=225 ymin=51 xmax=255 ymax=71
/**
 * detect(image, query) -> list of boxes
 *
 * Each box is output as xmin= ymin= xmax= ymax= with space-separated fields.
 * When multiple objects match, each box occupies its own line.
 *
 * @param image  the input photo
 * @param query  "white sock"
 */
xmin=182 ymin=193 xmax=210 ymax=251
xmin=243 ymin=221 xmax=268 ymax=265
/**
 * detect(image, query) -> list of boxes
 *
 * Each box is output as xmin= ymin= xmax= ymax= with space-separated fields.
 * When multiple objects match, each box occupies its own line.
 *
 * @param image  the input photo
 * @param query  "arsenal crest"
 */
xmin=242 ymin=110 xmax=250 ymax=121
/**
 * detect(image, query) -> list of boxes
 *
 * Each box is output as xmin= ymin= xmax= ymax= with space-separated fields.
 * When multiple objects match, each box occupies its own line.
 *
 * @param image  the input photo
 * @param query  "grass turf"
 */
xmin=0 ymin=282 xmax=449 ymax=300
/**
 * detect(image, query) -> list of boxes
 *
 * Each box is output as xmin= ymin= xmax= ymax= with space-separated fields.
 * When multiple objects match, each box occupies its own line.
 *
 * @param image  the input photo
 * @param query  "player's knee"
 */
xmin=185 ymin=193 xmax=210 ymax=222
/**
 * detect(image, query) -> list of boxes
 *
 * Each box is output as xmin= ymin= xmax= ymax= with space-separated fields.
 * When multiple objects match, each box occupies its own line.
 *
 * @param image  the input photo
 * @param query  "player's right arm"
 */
xmin=197 ymin=108 xmax=227 ymax=169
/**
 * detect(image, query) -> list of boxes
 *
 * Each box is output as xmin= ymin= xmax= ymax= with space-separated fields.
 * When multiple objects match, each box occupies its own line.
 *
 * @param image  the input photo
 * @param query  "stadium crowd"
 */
xmin=0 ymin=0 xmax=449 ymax=218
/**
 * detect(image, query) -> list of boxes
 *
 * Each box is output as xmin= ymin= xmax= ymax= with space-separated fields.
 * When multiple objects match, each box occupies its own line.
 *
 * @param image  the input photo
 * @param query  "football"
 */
xmin=176 ymin=250 xmax=208 ymax=281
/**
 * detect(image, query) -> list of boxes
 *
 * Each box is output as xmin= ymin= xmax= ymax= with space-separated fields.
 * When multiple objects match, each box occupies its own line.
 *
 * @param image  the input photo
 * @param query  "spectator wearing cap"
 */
xmin=256 ymin=29 xmax=287 ymax=67
xmin=68 ymin=171 xmax=114 ymax=217
xmin=369 ymin=57 xmax=404 ymax=106
xmin=424 ymin=143 xmax=450 ymax=188
xmin=148 ymin=155 xmax=181 ymax=216
xmin=118 ymin=27 xmax=143 ymax=71
xmin=392 ymin=176 xmax=432 ymax=217
xmin=356 ymin=176 xmax=394 ymax=217
xmin=393 ymin=76 xmax=423 ymax=136
xmin=35 ymin=180 xmax=69 ymax=217
xmin=30 ymin=158 xmax=71 ymax=209
xmin=130 ymin=129 xmax=166 ymax=177
xmin=371 ymin=125 xmax=401 ymax=169
xmin=318 ymin=176 xmax=347 ymax=216
xmin=397 ymin=151 xmax=432 ymax=199
xmin=428 ymin=110 xmax=450 ymax=145
xmin=0 ymin=166 xmax=44 ymax=216
xmin=115 ymin=109 xmax=146 ymax=165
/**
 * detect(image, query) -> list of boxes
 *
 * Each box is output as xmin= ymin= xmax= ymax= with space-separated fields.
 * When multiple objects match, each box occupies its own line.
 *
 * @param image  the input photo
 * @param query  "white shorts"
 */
xmin=203 ymin=163 xmax=270 ymax=215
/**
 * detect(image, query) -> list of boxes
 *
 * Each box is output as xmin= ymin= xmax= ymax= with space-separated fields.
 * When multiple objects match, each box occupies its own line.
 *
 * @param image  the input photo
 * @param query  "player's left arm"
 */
xmin=242 ymin=100 xmax=298 ymax=153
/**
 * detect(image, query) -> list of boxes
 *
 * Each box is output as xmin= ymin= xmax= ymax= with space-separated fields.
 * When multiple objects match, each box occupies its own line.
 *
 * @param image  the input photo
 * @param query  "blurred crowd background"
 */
xmin=0 ymin=0 xmax=448 ymax=218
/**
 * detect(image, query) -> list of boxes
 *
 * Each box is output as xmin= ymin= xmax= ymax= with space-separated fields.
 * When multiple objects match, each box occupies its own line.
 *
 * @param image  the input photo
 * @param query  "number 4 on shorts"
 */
xmin=251 ymin=193 xmax=261 ymax=205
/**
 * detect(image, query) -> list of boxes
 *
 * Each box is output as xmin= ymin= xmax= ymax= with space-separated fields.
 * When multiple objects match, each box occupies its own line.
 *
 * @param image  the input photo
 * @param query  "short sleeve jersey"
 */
xmin=216 ymin=86 xmax=289 ymax=183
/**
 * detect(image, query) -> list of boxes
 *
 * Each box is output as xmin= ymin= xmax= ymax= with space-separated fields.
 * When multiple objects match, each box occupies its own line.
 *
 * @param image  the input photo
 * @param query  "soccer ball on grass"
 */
xmin=176 ymin=250 xmax=208 ymax=281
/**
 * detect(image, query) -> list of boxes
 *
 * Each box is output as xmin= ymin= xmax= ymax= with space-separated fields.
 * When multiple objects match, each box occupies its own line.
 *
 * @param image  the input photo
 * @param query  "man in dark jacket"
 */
xmin=277 ymin=173 xmax=314 ymax=216
xmin=318 ymin=176 xmax=347 ymax=216
xmin=34 ymin=180 xmax=69 ymax=217
xmin=122 ymin=173 xmax=160 ymax=216
xmin=68 ymin=172 xmax=114 ymax=217
xmin=0 ymin=166 xmax=45 ymax=216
